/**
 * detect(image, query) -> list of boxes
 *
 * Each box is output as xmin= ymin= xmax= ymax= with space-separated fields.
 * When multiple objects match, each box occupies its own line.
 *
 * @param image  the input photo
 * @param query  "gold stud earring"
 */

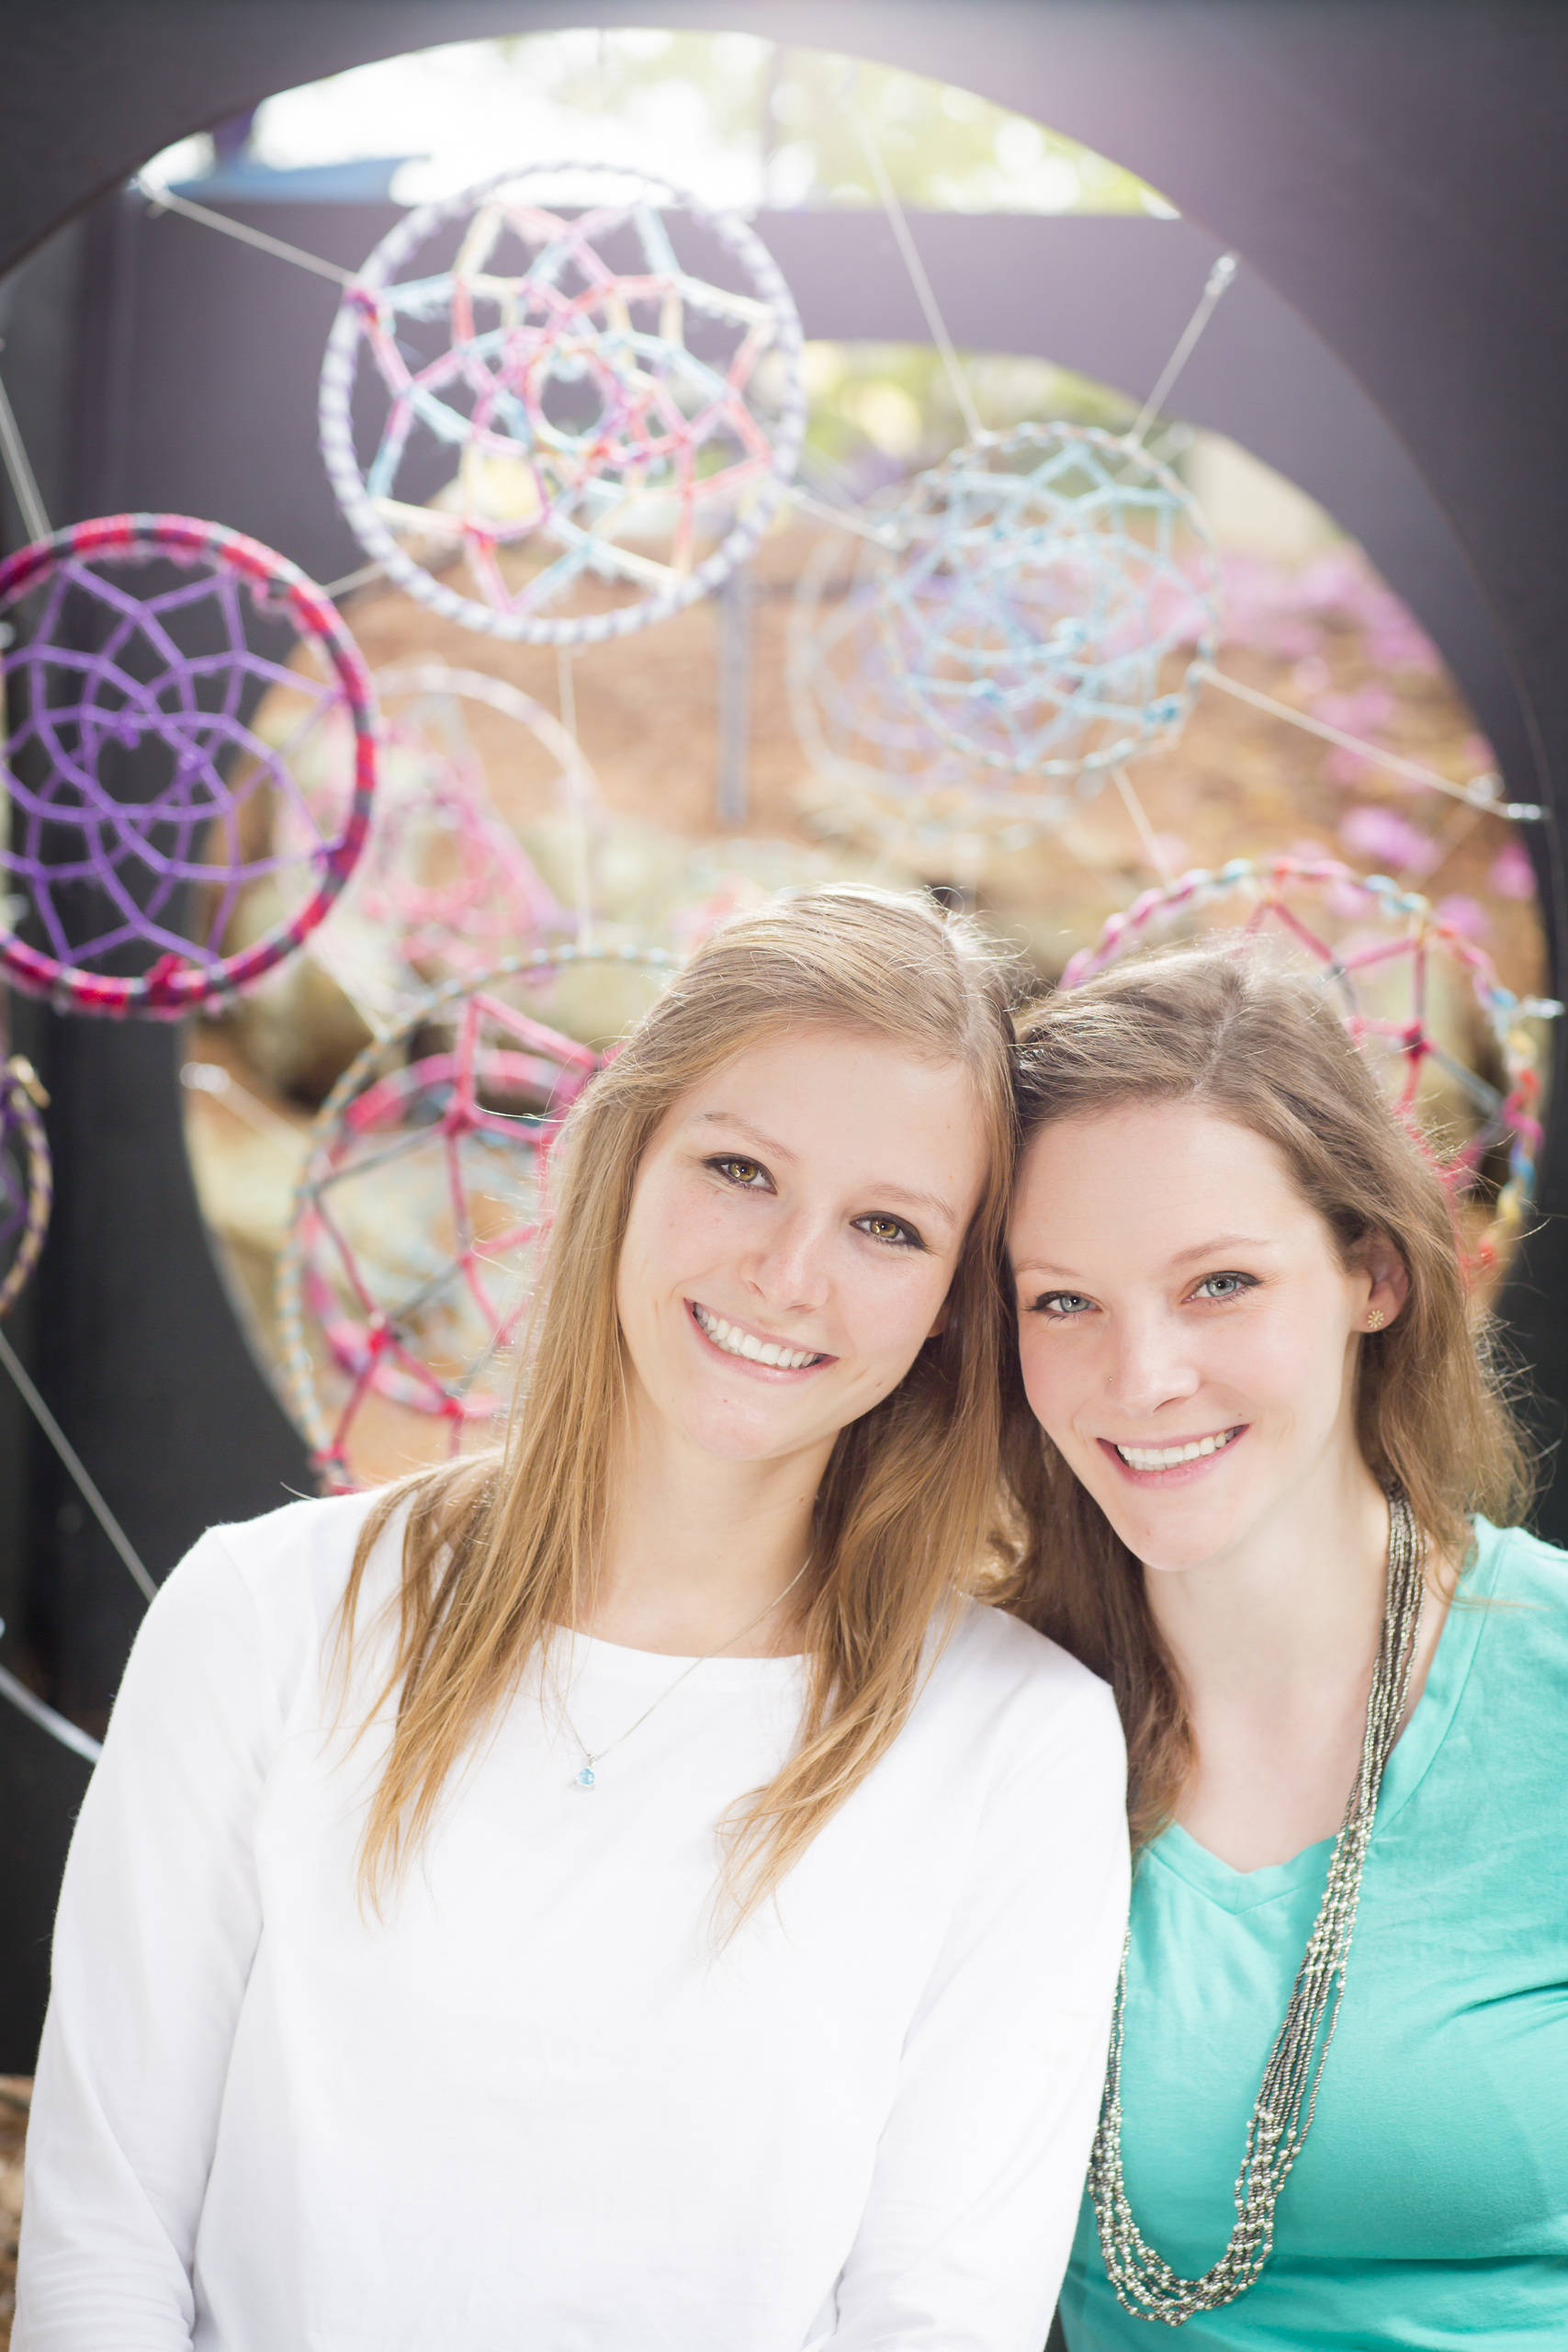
xmin=1365 ymin=1308 xmax=1385 ymax=1332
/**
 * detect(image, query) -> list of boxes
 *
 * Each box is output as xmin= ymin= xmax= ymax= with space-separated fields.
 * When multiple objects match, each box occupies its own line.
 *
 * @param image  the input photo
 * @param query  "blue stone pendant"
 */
xmin=574 ymin=1763 xmax=596 ymax=1790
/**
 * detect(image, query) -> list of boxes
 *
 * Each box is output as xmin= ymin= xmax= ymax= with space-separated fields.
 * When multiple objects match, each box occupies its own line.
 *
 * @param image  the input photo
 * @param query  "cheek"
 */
xmin=1016 ymin=1323 xmax=1088 ymax=1442
xmin=1234 ymin=1303 xmax=1348 ymax=1423
xmin=620 ymin=1170 xmax=726 ymax=1293
xmin=842 ymin=1253 xmax=951 ymax=1371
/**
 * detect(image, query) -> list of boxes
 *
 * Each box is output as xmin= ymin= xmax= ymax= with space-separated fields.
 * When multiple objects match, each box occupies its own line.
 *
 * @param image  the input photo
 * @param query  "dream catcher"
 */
xmin=320 ymin=164 xmax=807 ymax=643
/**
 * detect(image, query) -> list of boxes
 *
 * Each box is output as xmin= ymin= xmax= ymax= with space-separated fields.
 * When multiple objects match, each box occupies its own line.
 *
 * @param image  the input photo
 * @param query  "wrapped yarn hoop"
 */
xmin=0 ymin=514 xmax=378 ymax=1017
xmin=319 ymin=164 xmax=807 ymax=645
xmin=0 ymin=1056 xmax=51 ymax=1320
xmin=276 ymin=942 xmax=680 ymax=1488
xmin=876 ymin=424 xmax=1223 ymax=783
xmin=275 ymin=659 xmax=598 ymax=1018
xmin=1061 ymin=854 xmax=1560 ymax=1261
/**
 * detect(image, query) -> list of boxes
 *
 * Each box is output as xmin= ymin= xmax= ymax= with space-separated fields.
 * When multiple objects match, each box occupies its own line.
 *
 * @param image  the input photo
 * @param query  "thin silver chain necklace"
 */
xmin=557 ymin=1552 xmax=815 ymax=1791
xmin=1089 ymin=1488 xmax=1426 ymax=2324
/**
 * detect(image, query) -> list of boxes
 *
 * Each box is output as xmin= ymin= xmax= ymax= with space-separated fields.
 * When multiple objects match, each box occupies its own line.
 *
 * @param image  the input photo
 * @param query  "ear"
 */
xmin=1356 ymin=1228 xmax=1410 ymax=1331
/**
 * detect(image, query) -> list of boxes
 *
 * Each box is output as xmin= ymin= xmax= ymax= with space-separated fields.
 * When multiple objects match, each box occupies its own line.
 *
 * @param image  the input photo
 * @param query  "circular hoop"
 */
xmin=788 ymin=514 xmax=1089 ymax=846
xmin=319 ymin=164 xmax=807 ymax=646
xmin=876 ymin=424 xmax=1223 ymax=781
xmin=0 ymin=514 xmax=378 ymax=1018
xmin=0 ymin=1057 xmax=51 ymax=1321
xmin=276 ymin=942 xmax=681 ymax=1487
xmin=1060 ymin=854 xmax=1560 ymax=1239
xmin=276 ymin=658 xmax=600 ymax=1014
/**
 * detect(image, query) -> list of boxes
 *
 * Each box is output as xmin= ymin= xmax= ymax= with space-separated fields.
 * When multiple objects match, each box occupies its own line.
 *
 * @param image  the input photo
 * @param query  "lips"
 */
xmin=689 ymin=1300 xmax=829 ymax=1372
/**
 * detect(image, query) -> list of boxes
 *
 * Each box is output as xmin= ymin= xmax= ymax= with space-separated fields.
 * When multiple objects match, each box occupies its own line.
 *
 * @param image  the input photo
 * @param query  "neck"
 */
xmin=585 ymin=1397 xmax=829 ymax=1658
xmin=1144 ymin=1443 xmax=1393 ymax=1719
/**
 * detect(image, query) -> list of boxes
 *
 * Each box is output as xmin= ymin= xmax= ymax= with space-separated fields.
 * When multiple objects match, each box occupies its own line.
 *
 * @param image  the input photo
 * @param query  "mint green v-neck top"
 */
xmin=1059 ymin=1519 xmax=1568 ymax=2348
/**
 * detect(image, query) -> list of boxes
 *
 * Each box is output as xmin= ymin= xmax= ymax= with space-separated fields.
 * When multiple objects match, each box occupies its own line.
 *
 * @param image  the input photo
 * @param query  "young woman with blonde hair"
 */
xmin=1006 ymin=944 xmax=1566 ymax=2347
xmin=20 ymin=887 xmax=1128 ymax=2352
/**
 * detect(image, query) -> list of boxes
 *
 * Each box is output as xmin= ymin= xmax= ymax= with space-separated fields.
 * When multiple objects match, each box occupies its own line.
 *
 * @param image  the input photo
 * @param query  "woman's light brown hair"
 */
xmin=338 ymin=886 xmax=1017 ymax=1920
xmin=1003 ymin=943 xmax=1534 ymax=1849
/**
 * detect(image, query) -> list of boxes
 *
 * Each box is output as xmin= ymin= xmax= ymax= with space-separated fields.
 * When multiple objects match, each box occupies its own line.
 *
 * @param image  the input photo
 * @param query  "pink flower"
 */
xmin=1434 ymin=894 xmax=1490 ymax=941
xmin=1311 ymin=684 xmax=1396 ymax=735
xmin=1339 ymin=805 xmax=1438 ymax=875
xmin=1491 ymin=840 xmax=1537 ymax=900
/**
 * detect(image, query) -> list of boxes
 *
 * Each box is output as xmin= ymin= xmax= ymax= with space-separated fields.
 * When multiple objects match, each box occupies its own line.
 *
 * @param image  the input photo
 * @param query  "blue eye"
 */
xmin=1033 ymin=1292 xmax=1095 ymax=1317
xmin=1193 ymin=1272 xmax=1256 ymax=1302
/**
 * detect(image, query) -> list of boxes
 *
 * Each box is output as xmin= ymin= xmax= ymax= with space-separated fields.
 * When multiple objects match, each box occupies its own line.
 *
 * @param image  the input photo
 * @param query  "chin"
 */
xmin=1088 ymin=1481 xmax=1247 ymax=1575
xmin=680 ymin=1400 xmax=817 ymax=1464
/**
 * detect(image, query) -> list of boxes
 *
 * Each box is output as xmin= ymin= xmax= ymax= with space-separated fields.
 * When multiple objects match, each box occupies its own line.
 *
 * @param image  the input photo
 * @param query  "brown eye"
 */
xmin=854 ymin=1213 xmax=920 ymax=1250
xmin=712 ymin=1156 xmax=766 ymax=1187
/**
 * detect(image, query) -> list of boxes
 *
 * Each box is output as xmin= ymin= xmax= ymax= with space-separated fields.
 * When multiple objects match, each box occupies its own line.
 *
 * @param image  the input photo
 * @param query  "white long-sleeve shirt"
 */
xmin=17 ymin=1490 xmax=1128 ymax=2352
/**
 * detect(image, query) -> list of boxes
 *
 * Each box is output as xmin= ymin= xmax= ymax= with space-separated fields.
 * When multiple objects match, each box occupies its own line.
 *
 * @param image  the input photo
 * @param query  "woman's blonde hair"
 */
xmin=1003 ymin=943 xmax=1534 ymax=1849
xmin=340 ymin=886 xmax=1017 ymax=1918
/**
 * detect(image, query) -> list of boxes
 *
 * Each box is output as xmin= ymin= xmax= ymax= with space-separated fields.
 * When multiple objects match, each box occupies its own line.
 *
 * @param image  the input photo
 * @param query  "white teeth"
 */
xmin=1115 ymin=1428 xmax=1240 ymax=1472
xmin=693 ymin=1305 xmax=820 ymax=1371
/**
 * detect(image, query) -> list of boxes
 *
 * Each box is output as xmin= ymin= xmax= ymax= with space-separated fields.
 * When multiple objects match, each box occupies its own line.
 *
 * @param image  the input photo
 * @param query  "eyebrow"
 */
xmin=693 ymin=1111 xmax=958 ymax=1227
xmin=1011 ymin=1233 xmax=1279 ymax=1279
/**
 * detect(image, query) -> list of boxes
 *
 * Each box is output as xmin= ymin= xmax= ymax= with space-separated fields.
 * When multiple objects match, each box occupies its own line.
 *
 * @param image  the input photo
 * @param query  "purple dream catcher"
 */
xmin=0 ymin=514 xmax=378 ymax=1017
xmin=0 ymin=1055 xmax=51 ymax=1320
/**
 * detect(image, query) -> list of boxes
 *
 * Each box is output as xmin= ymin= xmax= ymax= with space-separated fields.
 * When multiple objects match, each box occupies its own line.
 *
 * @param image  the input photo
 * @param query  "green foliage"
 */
xmin=464 ymin=28 xmax=1173 ymax=216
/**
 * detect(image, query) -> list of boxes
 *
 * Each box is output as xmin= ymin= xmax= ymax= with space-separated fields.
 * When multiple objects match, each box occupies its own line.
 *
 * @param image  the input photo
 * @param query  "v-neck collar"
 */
xmin=1146 ymin=1521 xmax=1502 ymax=1915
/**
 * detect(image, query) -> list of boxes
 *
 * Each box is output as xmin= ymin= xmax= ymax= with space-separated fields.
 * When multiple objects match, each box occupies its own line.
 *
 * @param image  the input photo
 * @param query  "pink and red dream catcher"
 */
xmin=0 ymin=514 xmax=377 ymax=1017
xmin=275 ymin=943 xmax=678 ymax=1490
xmin=275 ymin=660 xmax=598 ymax=1022
xmin=1061 ymin=854 xmax=1560 ymax=1275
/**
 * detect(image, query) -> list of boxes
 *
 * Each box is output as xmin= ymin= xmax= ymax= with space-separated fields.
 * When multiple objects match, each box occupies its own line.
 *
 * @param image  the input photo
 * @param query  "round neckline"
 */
xmin=548 ymin=1624 xmax=808 ymax=1687
xmin=1149 ymin=1521 xmax=1502 ymax=1911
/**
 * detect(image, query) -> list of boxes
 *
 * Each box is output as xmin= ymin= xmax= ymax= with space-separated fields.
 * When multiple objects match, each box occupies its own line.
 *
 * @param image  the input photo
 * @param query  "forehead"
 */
xmin=659 ymin=1025 xmax=990 ymax=1182
xmin=1010 ymin=1101 xmax=1312 ymax=1246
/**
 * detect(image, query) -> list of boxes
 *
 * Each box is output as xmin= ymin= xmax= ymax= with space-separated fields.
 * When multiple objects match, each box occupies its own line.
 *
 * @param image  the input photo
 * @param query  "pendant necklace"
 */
xmin=1089 ymin=1487 xmax=1426 ymax=2323
xmin=557 ymin=1550 xmax=815 ymax=1792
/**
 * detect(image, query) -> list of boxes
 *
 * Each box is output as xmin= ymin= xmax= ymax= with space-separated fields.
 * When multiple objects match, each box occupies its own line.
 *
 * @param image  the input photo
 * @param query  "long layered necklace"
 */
xmin=1089 ymin=1488 xmax=1426 ymax=2324
xmin=557 ymin=1552 xmax=815 ymax=1791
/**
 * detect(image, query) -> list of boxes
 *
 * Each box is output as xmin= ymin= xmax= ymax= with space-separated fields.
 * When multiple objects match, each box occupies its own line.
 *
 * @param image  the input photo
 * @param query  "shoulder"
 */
xmin=200 ymin=1487 xmax=394 ymax=1618
xmin=926 ymin=1598 xmax=1126 ymax=1777
xmin=132 ymin=1487 xmax=406 ymax=1701
xmin=1468 ymin=1517 xmax=1568 ymax=1639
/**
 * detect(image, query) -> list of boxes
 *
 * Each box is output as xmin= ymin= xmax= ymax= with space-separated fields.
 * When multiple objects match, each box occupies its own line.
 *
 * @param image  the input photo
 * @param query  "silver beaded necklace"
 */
xmin=556 ymin=1551 xmax=815 ymax=1792
xmin=1089 ymin=1488 xmax=1426 ymax=2324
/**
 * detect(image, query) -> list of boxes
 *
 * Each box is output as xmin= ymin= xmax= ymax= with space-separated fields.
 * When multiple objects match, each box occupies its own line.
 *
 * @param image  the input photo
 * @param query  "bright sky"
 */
xmin=144 ymin=28 xmax=1177 ymax=218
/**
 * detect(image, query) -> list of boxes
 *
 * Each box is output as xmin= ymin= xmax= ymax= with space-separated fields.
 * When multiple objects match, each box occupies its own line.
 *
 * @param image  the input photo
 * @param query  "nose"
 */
xmin=744 ymin=1204 xmax=833 ymax=1316
xmin=1104 ymin=1306 xmax=1201 ymax=1420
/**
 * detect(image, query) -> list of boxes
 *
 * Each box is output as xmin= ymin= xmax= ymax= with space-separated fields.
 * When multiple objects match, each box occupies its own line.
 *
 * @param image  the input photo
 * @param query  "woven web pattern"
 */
xmin=1064 ymin=855 xmax=1560 ymax=1257
xmin=877 ymin=424 xmax=1222 ymax=782
xmin=278 ymin=662 xmax=592 ymax=1018
xmin=320 ymin=165 xmax=807 ymax=645
xmin=0 ymin=515 xmax=377 ymax=1017
xmin=0 ymin=1057 xmax=51 ymax=1321
xmin=276 ymin=944 xmax=677 ymax=1489
xmin=789 ymin=518 xmax=1084 ymax=850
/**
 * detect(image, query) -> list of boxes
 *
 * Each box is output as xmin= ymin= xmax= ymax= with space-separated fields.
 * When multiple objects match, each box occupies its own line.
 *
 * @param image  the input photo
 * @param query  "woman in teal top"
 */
xmin=1003 ymin=944 xmax=1564 ymax=2345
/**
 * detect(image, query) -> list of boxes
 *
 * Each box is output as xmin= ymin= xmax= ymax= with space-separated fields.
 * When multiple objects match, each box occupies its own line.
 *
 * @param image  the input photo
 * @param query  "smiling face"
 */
xmin=1009 ymin=1100 xmax=1407 ymax=1576
xmin=615 ymin=1024 xmax=989 ymax=1478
